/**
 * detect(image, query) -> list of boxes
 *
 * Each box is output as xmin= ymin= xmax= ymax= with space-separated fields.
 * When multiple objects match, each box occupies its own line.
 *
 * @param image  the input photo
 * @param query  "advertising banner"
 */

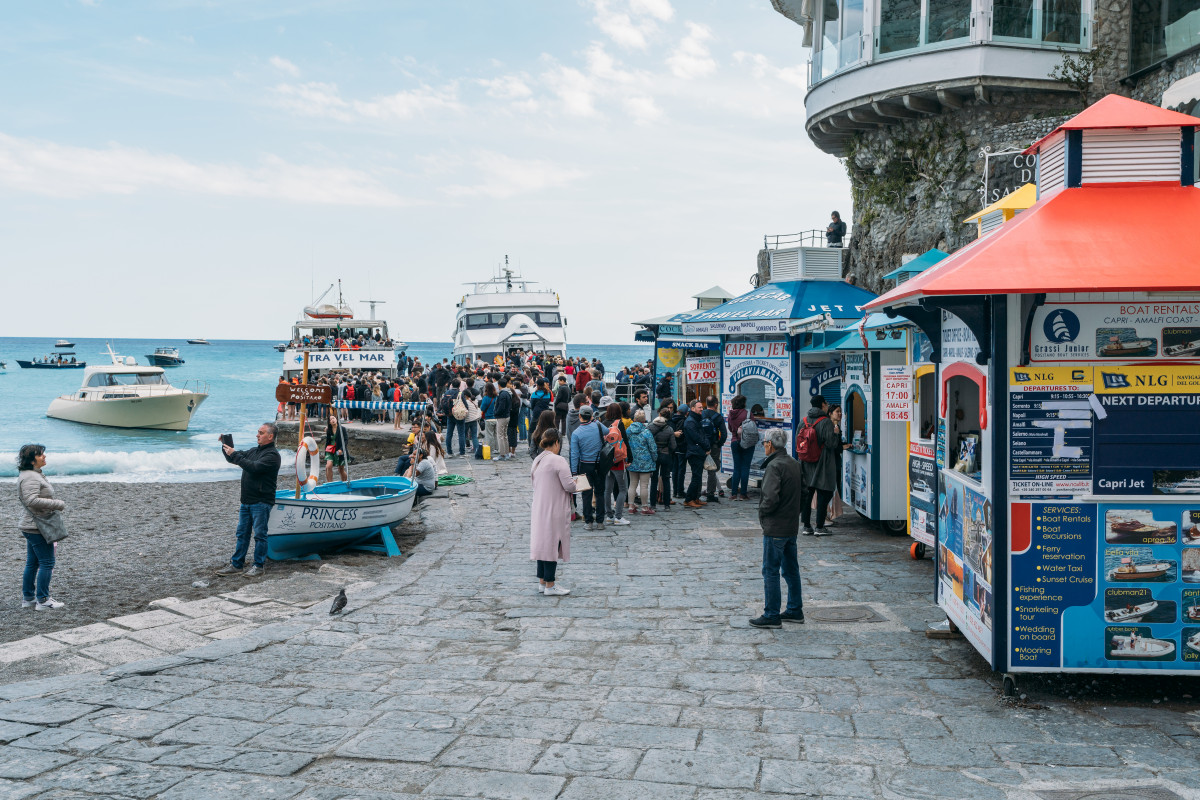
xmin=883 ymin=365 xmax=911 ymax=423
xmin=1010 ymin=501 xmax=1200 ymax=672
xmin=724 ymin=340 xmax=792 ymax=422
xmin=942 ymin=311 xmax=981 ymax=365
xmin=938 ymin=470 xmax=994 ymax=662
xmin=1031 ymin=301 xmax=1200 ymax=363
xmin=1009 ymin=367 xmax=1095 ymax=495
xmin=909 ymin=441 xmax=936 ymax=546
xmin=283 ymin=349 xmax=397 ymax=371
xmin=685 ymin=357 xmax=719 ymax=384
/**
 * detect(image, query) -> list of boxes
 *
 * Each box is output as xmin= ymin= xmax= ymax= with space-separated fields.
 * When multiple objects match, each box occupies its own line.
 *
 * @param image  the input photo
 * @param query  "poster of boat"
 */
xmin=1096 ymin=328 xmax=1158 ymax=358
xmin=1103 ymin=588 xmax=1175 ymax=624
xmin=1106 ymin=626 xmax=1177 ymax=661
xmin=1029 ymin=301 xmax=1200 ymax=362
xmin=1104 ymin=547 xmax=1177 ymax=582
xmin=1104 ymin=509 xmax=1177 ymax=544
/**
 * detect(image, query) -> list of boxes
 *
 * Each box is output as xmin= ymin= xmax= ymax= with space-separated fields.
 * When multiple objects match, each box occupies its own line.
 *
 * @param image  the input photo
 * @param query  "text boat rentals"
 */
xmin=144 ymin=347 xmax=185 ymax=367
xmin=46 ymin=346 xmax=207 ymax=430
xmin=267 ymin=353 xmax=419 ymax=560
xmin=453 ymin=258 xmax=566 ymax=364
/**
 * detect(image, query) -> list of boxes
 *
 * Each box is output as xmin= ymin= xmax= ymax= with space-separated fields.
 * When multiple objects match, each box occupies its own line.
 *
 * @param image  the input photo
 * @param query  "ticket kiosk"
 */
xmin=869 ymin=95 xmax=1200 ymax=680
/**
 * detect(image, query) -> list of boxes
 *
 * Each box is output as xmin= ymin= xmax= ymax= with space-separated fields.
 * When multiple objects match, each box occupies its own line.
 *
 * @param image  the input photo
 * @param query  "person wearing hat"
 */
xmin=569 ymin=405 xmax=607 ymax=531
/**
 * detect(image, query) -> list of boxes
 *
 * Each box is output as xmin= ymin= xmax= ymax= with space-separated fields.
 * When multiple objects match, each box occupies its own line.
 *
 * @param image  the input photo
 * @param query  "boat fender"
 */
xmin=296 ymin=436 xmax=320 ymax=491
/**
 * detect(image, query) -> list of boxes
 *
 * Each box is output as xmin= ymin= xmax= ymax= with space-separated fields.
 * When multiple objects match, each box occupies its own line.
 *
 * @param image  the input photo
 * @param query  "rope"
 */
xmin=437 ymin=474 xmax=473 ymax=486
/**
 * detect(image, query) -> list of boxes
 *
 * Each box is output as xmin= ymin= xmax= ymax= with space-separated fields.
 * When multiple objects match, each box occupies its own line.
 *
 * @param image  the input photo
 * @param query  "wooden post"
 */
xmin=296 ymin=351 xmax=309 ymax=498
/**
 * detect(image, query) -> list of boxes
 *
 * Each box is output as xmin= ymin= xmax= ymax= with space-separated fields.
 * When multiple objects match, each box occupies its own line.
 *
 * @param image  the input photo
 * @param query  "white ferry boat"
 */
xmin=452 ymin=260 xmax=566 ymax=365
xmin=281 ymin=284 xmax=406 ymax=378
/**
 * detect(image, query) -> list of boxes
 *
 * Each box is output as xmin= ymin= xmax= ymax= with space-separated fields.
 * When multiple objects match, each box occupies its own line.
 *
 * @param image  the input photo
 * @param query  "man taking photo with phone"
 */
xmin=216 ymin=423 xmax=281 ymax=578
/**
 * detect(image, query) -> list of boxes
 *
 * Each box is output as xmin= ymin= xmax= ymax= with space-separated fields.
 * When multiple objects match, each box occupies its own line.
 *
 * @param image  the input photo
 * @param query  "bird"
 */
xmin=329 ymin=588 xmax=347 ymax=615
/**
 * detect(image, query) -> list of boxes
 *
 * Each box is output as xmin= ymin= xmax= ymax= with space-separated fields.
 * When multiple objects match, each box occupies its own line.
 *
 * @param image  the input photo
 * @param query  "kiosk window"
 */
xmin=845 ymin=388 xmax=866 ymax=451
xmin=916 ymin=371 xmax=936 ymax=440
xmin=945 ymin=374 xmax=983 ymax=481
xmin=739 ymin=377 xmax=773 ymax=418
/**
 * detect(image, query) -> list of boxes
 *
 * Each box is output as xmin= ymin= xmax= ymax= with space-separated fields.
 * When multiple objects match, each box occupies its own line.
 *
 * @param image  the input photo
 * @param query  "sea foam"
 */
xmin=0 ymin=449 xmax=240 ymax=483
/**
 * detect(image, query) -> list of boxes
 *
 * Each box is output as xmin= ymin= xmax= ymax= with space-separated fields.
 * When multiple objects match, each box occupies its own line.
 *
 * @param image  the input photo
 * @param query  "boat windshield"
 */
xmin=87 ymin=372 xmax=166 ymax=387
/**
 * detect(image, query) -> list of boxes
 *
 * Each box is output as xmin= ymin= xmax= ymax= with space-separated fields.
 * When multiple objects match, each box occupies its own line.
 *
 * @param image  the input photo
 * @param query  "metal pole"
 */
xmin=296 ymin=351 xmax=309 ymax=499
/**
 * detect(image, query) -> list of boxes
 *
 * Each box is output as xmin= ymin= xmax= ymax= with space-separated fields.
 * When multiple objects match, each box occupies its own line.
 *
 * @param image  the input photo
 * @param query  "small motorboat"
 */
xmin=1164 ymin=338 xmax=1200 ymax=357
xmin=1184 ymin=525 xmax=1200 ymax=544
xmin=16 ymin=353 xmax=85 ymax=369
xmin=1099 ymin=336 xmax=1156 ymax=357
xmin=911 ymin=479 xmax=934 ymax=504
xmin=1108 ymin=558 xmax=1173 ymax=581
xmin=145 ymin=347 xmax=185 ymax=367
xmin=1106 ymin=517 xmax=1176 ymax=542
xmin=273 ymin=343 xmax=289 ymax=352
xmin=186 ymin=338 xmax=211 ymax=345
xmin=54 ymin=339 xmax=75 ymax=348
xmin=1188 ymin=632 xmax=1200 ymax=655
xmin=1109 ymin=634 xmax=1175 ymax=659
xmin=1184 ymin=569 xmax=1200 ymax=583
xmin=1104 ymin=601 xmax=1158 ymax=623
xmin=1186 ymin=604 xmax=1200 ymax=622
xmin=267 ymin=477 xmax=416 ymax=560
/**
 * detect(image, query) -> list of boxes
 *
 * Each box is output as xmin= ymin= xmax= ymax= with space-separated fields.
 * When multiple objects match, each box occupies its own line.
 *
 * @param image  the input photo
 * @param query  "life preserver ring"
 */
xmin=295 ymin=436 xmax=319 ymax=491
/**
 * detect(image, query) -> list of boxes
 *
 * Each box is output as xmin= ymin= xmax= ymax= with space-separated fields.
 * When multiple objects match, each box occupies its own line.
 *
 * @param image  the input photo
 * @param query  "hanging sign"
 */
xmin=685 ymin=357 xmax=719 ymax=384
xmin=275 ymin=384 xmax=333 ymax=405
xmin=1031 ymin=301 xmax=1200 ymax=363
xmin=283 ymin=349 xmax=396 ymax=371
xmin=882 ymin=365 xmax=911 ymax=422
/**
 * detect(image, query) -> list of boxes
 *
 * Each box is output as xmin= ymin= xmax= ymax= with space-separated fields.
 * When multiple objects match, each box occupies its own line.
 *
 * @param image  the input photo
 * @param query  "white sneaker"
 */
xmin=544 ymin=585 xmax=571 ymax=596
xmin=35 ymin=598 xmax=65 ymax=610
xmin=537 ymin=584 xmax=545 ymax=594
xmin=21 ymin=599 xmax=35 ymax=609
xmin=612 ymin=518 xmax=630 ymax=526
xmin=605 ymin=517 xmax=615 ymax=525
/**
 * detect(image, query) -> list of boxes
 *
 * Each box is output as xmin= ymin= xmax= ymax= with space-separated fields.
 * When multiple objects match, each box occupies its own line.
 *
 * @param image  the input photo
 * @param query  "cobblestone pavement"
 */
xmin=1 ymin=454 xmax=1199 ymax=799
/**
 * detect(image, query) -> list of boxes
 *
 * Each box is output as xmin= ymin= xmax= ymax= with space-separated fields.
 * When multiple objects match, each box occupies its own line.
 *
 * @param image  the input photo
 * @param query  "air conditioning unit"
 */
xmin=768 ymin=246 xmax=844 ymax=283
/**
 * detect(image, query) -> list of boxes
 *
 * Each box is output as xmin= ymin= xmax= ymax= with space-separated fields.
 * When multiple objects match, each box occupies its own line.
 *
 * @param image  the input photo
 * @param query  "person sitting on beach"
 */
xmin=216 ymin=423 xmax=281 ymax=578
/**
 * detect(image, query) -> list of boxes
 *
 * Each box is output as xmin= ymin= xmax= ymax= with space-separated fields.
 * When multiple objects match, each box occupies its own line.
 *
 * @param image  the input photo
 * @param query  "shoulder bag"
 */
xmin=20 ymin=492 xmax=68 ymax=544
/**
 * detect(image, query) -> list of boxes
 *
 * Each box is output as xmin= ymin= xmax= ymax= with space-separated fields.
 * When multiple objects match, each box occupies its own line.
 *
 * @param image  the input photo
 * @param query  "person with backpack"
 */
xmin=797 ymin=395 xmax=842 ymax=535
xmin=569 ymin=406 xmax=607 ymax=531
xmin=493 ymin=377 xmax=513 ymax=461
xmin=682 ymin=400 xmax=710 ymax=508
xmin=726 ymin=394 xmax=757 ymax=501
xmin=529 ymin=378 xmax=553 ymax=452
xmin=440 ymin=383 xmax=464 ymax=457
xmin=648 ymin=404 xmax=676 ymax=510
xmin=702 ymin=395 xmax=728 ymax=503
xmin=553 ymin=375 xmax=572 ymax=434
xmin=481 ymin=381 xmax=499 ymax=460
xmin=600 ymin=404 xmax=632 ymax=526
xmin=668 ymin=401 xmax=688 ymax=498
xmin=626 ymin=410 xmax=659 ymax=515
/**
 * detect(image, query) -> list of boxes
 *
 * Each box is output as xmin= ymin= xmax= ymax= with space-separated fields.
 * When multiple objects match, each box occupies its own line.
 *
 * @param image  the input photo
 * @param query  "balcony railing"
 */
xmin=764 ymin=230 xmax=846 ymax=249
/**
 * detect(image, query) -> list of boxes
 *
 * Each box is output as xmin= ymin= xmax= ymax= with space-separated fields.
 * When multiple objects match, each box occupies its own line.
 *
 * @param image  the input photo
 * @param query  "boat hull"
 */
xmin=145 ymin=356 xmax=185 ymax=367
xmin=46 ymin=392 xmax=207 ymax=431
xmin=1109 ymin=638 xmax=1175 ymax=658
xmin=1108 ymin=568 xmax=1170 ymax=581
xmin=267 ymin=478 xmax=416 ymax=560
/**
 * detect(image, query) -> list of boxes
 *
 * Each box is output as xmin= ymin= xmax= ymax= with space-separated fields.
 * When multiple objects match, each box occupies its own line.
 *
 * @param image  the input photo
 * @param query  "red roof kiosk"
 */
xmin=868 ymin=96 xmax=1200 ymax=687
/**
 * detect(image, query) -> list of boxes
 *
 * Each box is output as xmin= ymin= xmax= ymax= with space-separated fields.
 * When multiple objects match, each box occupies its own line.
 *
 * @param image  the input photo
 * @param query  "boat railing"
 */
xmin=67 ymin=380 xmax=210 ymax=401
xmin=285 ymin=343 xmax=400 ymax=352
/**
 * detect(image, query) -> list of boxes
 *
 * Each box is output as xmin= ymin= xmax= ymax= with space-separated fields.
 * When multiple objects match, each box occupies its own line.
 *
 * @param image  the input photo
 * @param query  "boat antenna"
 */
xmin=504 ymin=255 xmax=512 ymax=291
xmin=360 ymin=298 xmax=387 ymax=319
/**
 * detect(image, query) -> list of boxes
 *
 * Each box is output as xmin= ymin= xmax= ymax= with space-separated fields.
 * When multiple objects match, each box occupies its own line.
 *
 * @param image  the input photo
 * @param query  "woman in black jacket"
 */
xmin=647 ymin=404 xmax=677 ymax=510
xmin=324 ymin=414 xmax=350 ymax=483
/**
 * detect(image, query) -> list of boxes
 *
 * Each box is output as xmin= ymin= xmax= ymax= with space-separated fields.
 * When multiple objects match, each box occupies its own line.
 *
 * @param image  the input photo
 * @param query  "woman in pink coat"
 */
xmin=530 ymin=429 xmax=576 ymax=596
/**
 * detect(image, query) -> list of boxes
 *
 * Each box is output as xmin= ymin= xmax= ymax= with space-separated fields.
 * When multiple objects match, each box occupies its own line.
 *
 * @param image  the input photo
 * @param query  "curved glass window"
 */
xmin=927 ymin=0 xmax=971 ymax=43
xmin=879 ymin=0 xmax=921 ymax=53
xmin=1132 ymin=0 xmax=1200 ymax=73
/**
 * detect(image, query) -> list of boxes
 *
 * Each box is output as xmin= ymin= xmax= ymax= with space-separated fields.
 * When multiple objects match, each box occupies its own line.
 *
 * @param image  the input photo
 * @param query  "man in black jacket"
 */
xmin=826 ymin=210 xmax=847 ymax=247
xmin=493 ymin=377 xmax=513 ymax=461
xmin=702 ymin=395 xmax=728 ymax=503
xmin=682 ymin=400 xmax=710 ymax=508
xmin=750 ymin=429 xmax=805 ymax=628
xmin=217 ymin=423 xmax=282 ymax=578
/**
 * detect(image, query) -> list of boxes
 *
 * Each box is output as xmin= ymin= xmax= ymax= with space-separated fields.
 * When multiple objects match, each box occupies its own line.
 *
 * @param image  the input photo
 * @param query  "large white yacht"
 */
xmin=452 ymin=260 xmax=566 ymax=364
xmin=46 ymin=347 xmax=208 ymax=431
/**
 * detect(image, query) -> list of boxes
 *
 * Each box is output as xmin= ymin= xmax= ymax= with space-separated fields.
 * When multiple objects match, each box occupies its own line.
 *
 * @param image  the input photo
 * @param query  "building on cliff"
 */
xmin=769 ymin=0 xmax=1200 ymax=291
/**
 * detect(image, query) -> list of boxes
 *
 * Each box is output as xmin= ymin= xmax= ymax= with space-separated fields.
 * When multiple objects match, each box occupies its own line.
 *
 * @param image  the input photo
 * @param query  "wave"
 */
xmin=0 ymin=448 xmax=240 ymax=483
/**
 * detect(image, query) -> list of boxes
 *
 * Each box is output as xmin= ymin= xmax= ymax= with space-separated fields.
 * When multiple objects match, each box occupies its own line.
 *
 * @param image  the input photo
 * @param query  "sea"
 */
xmin=0 ymin=338 xmax=652 ymax=483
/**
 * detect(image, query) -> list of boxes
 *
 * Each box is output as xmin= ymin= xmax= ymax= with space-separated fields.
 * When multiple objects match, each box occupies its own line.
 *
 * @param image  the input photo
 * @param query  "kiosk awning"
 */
xmin=865 ymin=184 xmax=1200 ymax=311
xmin=684 ymin=280 xmax=877 ymax=334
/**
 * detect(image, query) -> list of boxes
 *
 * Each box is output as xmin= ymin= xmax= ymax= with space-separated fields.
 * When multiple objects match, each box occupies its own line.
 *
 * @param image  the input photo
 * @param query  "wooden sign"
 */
xmin=275 ymin=383 xmax=332 ymax=404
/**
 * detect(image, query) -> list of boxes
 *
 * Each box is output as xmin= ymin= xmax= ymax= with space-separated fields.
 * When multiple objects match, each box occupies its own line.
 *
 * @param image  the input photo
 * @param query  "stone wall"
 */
xmin=275 ymin=421 xmax=409 ymax=463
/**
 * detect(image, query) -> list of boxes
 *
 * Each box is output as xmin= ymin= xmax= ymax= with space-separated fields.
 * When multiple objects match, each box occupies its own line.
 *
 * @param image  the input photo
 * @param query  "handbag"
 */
xmin=703 ymin=454 xmax=719 ymax=471
xmin=573 ymin=473 xmax=591 ymax=493
xmin=32 ymin=511 xmax=68 ymax=543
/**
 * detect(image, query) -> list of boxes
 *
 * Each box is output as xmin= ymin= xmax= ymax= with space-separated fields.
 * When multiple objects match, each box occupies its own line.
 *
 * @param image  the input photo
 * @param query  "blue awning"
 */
xmin=682 ymin=280 xmax=877 ymax=335
xmin=881 ymin=248 xmax=948 ymax=282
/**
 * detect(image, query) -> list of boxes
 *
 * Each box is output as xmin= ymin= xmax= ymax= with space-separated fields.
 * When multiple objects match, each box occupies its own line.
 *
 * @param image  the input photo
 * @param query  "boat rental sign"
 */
xmin=1031 ymin=302 xmax=1200 ymax=362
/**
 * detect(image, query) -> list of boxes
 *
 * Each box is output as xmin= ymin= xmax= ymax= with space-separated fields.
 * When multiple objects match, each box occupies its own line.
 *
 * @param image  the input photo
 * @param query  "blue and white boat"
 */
xmin=267 ymin=476 xmax=417 ymax=560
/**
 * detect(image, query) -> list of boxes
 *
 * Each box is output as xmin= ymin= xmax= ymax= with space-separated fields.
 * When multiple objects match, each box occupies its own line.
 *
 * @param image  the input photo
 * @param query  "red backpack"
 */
xmin=796 ymin=416 xmax=827 ymax=463
xmin=605 ymin=421 xmax=628 ymax=464
xmin=346 ymin=385 xmax=356 ymax=401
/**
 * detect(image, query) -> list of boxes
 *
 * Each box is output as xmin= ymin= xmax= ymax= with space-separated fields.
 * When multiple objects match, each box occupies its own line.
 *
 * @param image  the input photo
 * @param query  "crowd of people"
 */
xmin=282 ymin=331 xmax=398 ymax=350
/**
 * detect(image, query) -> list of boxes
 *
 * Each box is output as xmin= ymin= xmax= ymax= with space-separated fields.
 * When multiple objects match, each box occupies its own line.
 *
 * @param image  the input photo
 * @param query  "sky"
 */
xmin=0 ymin=0 xmax=850 ymax=344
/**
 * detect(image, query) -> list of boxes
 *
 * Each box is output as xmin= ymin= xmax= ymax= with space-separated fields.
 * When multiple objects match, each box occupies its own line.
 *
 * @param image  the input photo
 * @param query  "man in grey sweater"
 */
xmin=749 ymin=429 xmax=805 ymax=629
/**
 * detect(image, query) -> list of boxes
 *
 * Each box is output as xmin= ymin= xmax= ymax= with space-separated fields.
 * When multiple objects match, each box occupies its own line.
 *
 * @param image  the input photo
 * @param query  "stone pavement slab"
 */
xmin=0 ymin=456 xmax=1198 ymax=799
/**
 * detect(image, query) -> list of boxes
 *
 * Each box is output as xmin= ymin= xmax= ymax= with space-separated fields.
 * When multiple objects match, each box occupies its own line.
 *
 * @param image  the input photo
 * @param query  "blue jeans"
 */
xmin=22 ymin=532 xmax=55 ymax=603
xmin=762 ymin=535 xmax=803 ymax=619
xmin=731 ymin=444 xmax=753 ymax=496
xmin=466 ymin=420 xmax=479 ymax=451
xmin=445 ymin=417 xmax=466 ymax=455
xmin=518 ymin=407 xmax=530 ymax=441
xmin=231 ymin=502 xmax=272 ymax=568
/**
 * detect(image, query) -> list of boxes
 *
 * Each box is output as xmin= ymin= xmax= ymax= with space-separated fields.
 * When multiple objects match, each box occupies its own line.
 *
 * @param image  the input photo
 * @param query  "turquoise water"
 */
xmin=0 ymin=338 xmax=651 ymax=482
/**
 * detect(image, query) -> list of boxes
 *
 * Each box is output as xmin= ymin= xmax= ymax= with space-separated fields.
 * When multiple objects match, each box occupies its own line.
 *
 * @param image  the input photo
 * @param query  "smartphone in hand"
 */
xmin=220 ymin=434 xmax=234 ymax=448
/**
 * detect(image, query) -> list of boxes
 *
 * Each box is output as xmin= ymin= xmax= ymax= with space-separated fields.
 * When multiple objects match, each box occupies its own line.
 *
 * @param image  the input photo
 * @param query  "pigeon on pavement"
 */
xmin=329 ymin=588 xmax=347 ymax=615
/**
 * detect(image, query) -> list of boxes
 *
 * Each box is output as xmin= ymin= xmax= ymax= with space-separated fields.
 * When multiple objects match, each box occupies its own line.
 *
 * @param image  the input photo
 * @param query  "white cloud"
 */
xmin=478 ymin=74 xmax=533 ymax=100
xmin=0 ymin=133 xmax=406 ymax=207
xmin=630 ymin=0 xmax=673 ymax=21
xmin=667 ymin=22 xmax=716 ymax=79
xmin=734 ymin=51 xmax=807 ymax=89
xmin=269 ymin=55 xmax=300 ymax=77
xmin=543 ymin=65 xmax=598 ymax=117
xmin=623 ymin=95 xmax=662 ymax=124
xmin=271 ymin=81 xmax=462 ymax=122
xmin=441 ymin=151 xmax=587 ymax=199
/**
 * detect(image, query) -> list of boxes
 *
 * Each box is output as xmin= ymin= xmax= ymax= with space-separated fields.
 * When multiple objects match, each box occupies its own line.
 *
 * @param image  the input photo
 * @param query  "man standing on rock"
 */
xmin=217 ymin=423 xmax=282 ymax=578
xmin=750 ymin=429 xmax=805 ymax=629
